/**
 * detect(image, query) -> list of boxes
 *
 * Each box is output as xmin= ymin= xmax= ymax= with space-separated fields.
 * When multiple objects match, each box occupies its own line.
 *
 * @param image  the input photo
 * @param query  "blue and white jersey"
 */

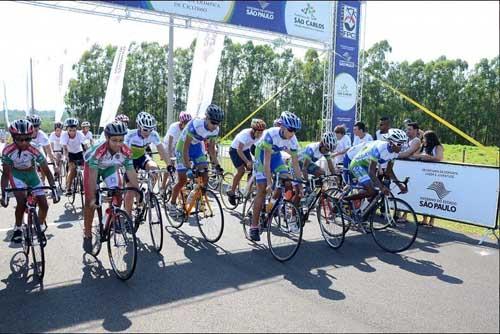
xmin=350 ymin=140 xmax=399 ymax=169
xmin=177 ymin=118 xmax=219 ymax=148
xmin=299 ymin=142 xmax=330 ymax=163
xmin=124 ymin=128 xmax=161 ymax=159
xmin=255 ymin=127 xmax=299 ymax=157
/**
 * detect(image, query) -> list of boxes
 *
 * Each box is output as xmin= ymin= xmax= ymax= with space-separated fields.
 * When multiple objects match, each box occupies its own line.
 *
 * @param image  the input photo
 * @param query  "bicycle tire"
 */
xmin=207 ymin=172 xmax=220 ymax=191
xmin=370 ymin=197 xmax=418 ymax=253
xmin=91 ymin=207 xmax=103 ymax=257
xmin=219 ymin=172 xmax=238 ymax=210
xmin=69 ymin=176 xmax=77 ymax=204
xmin=267 ymin=199 xmax=303 ymax=262
xmin=316 ymin=193 xmax=345 ymax=249
xmin=195 ymin=188 xmax=224 ymax=243
xmin=107 ymin=209 xmax=137 ymax=280
xmin=30 ymin=213 xmax=45 ymax=281
xmin=148 ymin=194 xmax=164 ymax=252
xmin=241 ymin=192 xmax=256 ymax=240
xmin=79 ymin=173 xmax=84 ymax=208
xmin=165 ymin=191 xmax=185 ymax=229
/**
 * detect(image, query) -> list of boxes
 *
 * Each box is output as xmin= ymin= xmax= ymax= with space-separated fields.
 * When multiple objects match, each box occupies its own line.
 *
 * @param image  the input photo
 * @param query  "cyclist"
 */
xmin=1 ymin=119 xmax=59 ymax=242
xmin=80 ymin=121 xmax=94 ymax=147
xmin=61 ymin=118 xmax=88 ymax=195
xmin=124 ymin=112 xmax=168 ymax=184
xmin=345 ymin=128 xmax=408 ymax=207
xmin=49 ymin=121 xmax=64 ymax=178
xmin=161 ymin=111 xmax=192 ymax=191
xmin=98 ymin=114 xmax=130 ymax=142
xmin=298 ymin=131 xmax=337 ymax=181
xmin=166 ymin=104 xmax=224 ymax=216
xmin=82 ymin=121 xmax=139 ymax=253
xmin=27 ymin=114 xmax=56 ymax=183
xmin=249 ymin=111 xmax=303 ymax=242
xmin=227 ymin=118 xmax=266 ymax=205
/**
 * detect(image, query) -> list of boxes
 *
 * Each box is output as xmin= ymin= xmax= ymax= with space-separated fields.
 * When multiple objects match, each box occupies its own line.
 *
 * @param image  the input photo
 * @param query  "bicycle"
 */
xmin=336 ymin=177 xmax=418 ymax=253
xmin=51 ymin=149 xmax=66 ymax=192
xmin=241 ymin=174 xmax=304 ymax=262
xmin=297 ymin=175 xmax=346 ymax=249
xmin=67 ymin=160 xmax=84 ymax=207
xmin=2 ymin=186 xmax=58 ymax=281
xmin=133 ymin=169 xmax=164 ymax=252
xmin=160 ymin=164 xmax=177 ymax=208
xmin=90 ymin=185 xmax=143 ymax=280
xmin=219 ymin=171 xmax=255 ymax=210
xmin=165 ymin=167 xmax=224 ymax=243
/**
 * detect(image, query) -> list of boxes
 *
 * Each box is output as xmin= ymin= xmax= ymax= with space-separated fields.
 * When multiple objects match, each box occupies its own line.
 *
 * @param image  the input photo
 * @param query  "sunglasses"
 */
xmin=285 ymin=127 xmax=297 ymax=133
xmin=141 ymin=127 xmax=154 ymax=133
xmin=15 ymin=137 xmax=32 ymax=143
xmin=208 ymin=120 xmax=220 ymax=126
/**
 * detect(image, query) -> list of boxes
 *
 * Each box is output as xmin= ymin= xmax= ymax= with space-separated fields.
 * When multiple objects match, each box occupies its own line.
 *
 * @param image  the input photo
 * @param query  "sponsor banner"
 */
xmin=393 ymin=160 xmax=499 ymax=229
xmin=104 ymin=1 xmax=333 ymax=43
xmin=332 ymin=0 xmax=361 ymax=137
xmin=99 ymin=45 xmax=129 ymax=128
xmin=186 ymin=30 xmax=225 ymax=118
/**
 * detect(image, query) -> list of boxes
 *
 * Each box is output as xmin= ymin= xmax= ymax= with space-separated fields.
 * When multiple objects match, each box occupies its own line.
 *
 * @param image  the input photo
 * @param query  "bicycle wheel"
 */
xmin=91 ymin=207 xmax=103 ymax=257
xmin=107 ymin=209 xmax=137 ymax=280
xmin=165 ymin=191 xmax=186 ymax=229
xmin=148 ymin=194 xmax=164 ymax=252
xmin=267 ymin=200 xmax=303 ymax=262
xmin=370 ymin=197 xmax=418 ymax=253
xmin=195 ymin=189 xmax=224 ymax=243
xmin=220 ymin=172 xmax=238 ymax=210
xmin=316 ymin=193 xmax=345 ymax=249
xmin=70 ymin=177 xmax=77 ymax=204
xmin=241 ymin=193 xmax=255 ymax=240
xmin=30 ymin=214 xmax=45 ymax=280
xmin=79 ymin=173 xmax=84 ymax=208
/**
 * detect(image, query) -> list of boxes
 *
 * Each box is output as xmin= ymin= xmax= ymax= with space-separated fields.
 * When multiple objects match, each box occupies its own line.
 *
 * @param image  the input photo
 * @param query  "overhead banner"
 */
xmin=105 ymin=1 xmax=333 ymax=43
xmin=331 ymin=0 xmax=361 ymax=137
xmin=186 ymin=31 xmax=225 ymax=118
xmin=99 ymin=45 xmax=129 ymax=128
xmin=393 ymin=160 xmax=499 ymax=229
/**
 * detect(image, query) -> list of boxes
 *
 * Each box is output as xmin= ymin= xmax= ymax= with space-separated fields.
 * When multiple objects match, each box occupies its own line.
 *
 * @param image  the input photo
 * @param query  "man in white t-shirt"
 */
xmin=398 ymin=122 xmax=421 ymax=159
xmin=331 ymin=125 xmax=352 ymax=167
xmin=353 ymin=121 xmax=373 ymax=146
xmin=49 ymin=121 xmax=64 ymax=177
xmin=375 ymin=116 xmax=391 ymax=141
xmin=61 ymin=118 xmax=88 ymax=195
xmin=80 ymin=121 xmax=94 ymax=147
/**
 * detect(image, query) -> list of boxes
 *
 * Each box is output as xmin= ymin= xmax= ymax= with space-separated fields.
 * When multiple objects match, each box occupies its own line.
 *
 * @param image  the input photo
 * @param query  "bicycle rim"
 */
xmin=91 ymin=207 xmax=103 ymax=257
xmin=241 ymin=194 xmax=256 ymax=240
xmin=148 ymin=194 xmax=164 ymax=252
xmin=195 ymin=189 xmax=224 ymax=243
xmin=107 ymin=209 xmax=137 ymax=280
xmin=220 ymin=172 xmax=238 ymax=210
xmin=371 ymin=197 xmax=419 ymax=253
xmin=165 ymin=193 xmax=185 ymax=229
xmin=267 ymin=200 xmax=303 ymax=262
xmin=317 ymin=194 xmax=345 ymax=249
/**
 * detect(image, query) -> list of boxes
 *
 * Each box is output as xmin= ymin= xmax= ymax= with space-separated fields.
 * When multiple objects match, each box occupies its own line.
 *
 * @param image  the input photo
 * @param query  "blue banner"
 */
xmin=331 ymin=0 xmax=361 ymax=138
xmin=102 ymin=1 xmax=333 ymax=43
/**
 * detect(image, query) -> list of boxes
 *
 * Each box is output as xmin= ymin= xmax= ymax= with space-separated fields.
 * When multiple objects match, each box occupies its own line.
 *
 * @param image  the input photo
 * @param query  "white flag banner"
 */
xmin=55 ymin=63 xmax=65 ymax=122
xmin=186 ymin=31 xmax=224 ymax=118
xmin=99 ymin=45 xmax=129 ymax=128
xmin=3 ymin=82 xmax=9 ymax=128
xmin=25 ymin=69 xmax=31 ymax=117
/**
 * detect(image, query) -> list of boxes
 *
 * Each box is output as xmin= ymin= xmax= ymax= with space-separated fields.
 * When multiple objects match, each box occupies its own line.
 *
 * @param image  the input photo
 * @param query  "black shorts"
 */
xmin=229 ymin=148 xmax=252 ymax=168
xmin=68 ymin=152 xmax=84 ymax=165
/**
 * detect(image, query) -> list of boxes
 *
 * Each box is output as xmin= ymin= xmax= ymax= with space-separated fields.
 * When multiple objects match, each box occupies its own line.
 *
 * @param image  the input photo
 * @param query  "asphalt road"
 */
xmin=0 ymin=196 xmax=498 ymax=333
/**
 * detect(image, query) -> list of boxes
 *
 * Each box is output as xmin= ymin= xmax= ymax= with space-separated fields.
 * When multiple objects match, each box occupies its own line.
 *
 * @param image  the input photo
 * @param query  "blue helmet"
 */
xmin=279 ymin=111 xmax=301 ymax=131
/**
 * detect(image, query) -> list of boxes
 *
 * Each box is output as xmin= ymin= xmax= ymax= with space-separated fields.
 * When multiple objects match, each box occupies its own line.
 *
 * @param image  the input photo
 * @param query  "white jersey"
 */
xmin=402 ymin=136 xmax=421 ymax=154
xmin=353 ymin=133 xmax=373 ymax=146
xmin=31 ymin=130 xmax=50 ymax=150
xmin=49 ymin=131 xmax=64 ymax=151
xmin=61 ymin=131 xmax=86 ymax=154
xmin=80 ymin=130 xmax=93 ymax=145
xmin=333 ymin=135 xmax=352 ymax=165
xmin=230 ymin=128 xmax=257 ymax=151
xmin=124 ymin=128 xmax=161 ymax=159
xmin=163 ymin=122 xmax=182 ymax=153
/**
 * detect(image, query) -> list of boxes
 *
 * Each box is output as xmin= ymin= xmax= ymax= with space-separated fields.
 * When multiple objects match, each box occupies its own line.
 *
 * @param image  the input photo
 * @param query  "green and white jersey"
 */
xmin=176 ymin=119 xmax=219 ymax=151
xmin=124 ymin=129 xmax=161 ymax=160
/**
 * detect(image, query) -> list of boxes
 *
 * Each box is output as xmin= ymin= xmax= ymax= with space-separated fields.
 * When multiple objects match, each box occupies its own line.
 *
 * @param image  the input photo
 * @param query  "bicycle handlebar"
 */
xmin=2 ymin=186 xmax=58 ymax=207
xmin=97 ymin=186 xmax=144 ymax=204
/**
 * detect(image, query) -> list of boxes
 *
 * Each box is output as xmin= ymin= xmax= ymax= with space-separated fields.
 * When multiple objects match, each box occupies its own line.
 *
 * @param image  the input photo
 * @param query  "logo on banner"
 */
xmin=334 ymin=72 xmax=357 ymax=111
xmin=339 ymin=51 xmax=355 ymax=68
xmin=427 ymin=181 xmax=451 ymax=199
xmin=340 ymin=4 xmax=357 ymax=40
xmin=290 ymin=2 xmax=324 ymax=31
xmin=245 ymin=1 xmax=275 ymax=20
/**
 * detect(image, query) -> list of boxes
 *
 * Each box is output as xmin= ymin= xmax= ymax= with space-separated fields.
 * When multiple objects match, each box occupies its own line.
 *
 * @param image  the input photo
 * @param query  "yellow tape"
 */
xmin=368 ymin=74 xmax=485 ymax=148
xmin=220 ymin=74 xmax=298 ymax=141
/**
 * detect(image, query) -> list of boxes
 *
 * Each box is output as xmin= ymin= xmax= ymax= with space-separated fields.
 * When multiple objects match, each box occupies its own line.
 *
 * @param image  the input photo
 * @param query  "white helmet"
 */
xmin=383 ymin=128 xmax=408 ymax=144
xmin=321 ymin=132 xmax=337 ymax=151
xmin=136 ymin=112 xmax=157 ymax=130
xmin=81 ymin=121 xmax=90 ymax=127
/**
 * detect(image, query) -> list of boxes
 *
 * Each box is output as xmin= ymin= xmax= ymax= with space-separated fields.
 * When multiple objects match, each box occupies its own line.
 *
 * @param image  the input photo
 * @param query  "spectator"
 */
xmin=416 ymin=130 xmax=444 ymax=227
xmin=398 ymin=122 xmax=421 ymax=159
xmin=375 ymin=116 xmax=391 ymax=140
xmin=332 ymin=125 xmax=351 ymax=167
xmin=404 ymin=118 xmax=424 ymax=139
xmin=353 ymin=121 xmax=373 ymax=145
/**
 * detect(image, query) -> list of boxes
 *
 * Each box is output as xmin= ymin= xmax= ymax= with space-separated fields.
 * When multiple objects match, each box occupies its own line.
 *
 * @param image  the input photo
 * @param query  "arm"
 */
xmin=1 ymin=163 xmax=11 ymax=192
xmin=301 ymin=158 xmax=310 ymax=180
xmin=208 ymin=140 xmax=219 ymax=166
xmin=326 ymin=157 xmax=335 ymax=175
xmin=398 ymin=139 xmax=421 ymax=159
xmin=156 ymin=143 xmax=168 ymax=163
xmin=183 ymin=135 xmax=193 ymax=168
xmin=237 ymin=142 xmax=252 ymax=169
xmin=368 ymin=160 xmax=389 ymax=195
xmin=419 ymin=146 xmax=444 ymax=162
xmin=264 ymin=148 xmax=272 ymax=187
xmin=40 ymin=161 xmax=56 ymax=188
xmin=385 ymin=160 xmax=407 ymax=193
xmin=63 ymin=145 xmax=69 ymax=161
xmin=44 ymin=144 xmax=55 ymax=162
xmin=291 ymin=154 xmax=302 ymax=180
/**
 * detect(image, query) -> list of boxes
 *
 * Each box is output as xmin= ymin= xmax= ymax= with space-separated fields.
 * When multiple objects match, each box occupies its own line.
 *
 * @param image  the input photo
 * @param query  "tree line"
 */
xmin=65 ymin=38 xmax=499 ymax=146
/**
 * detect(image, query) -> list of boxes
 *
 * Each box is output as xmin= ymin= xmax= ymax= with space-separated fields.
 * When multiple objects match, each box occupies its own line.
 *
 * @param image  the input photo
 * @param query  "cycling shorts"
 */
xmin=349 ymin=164 xmax=372 ymax=187
xmin=8 ymin=170 xmax=44 ymax=196
xmin=83 ymin=163 xmax=122 ymax=201
xmin=68 ymin=152 xmax=84 ymax=165
xmin=299 ymin=160 xmax=321 ymax=175
xmin=254 ymin=153 xmax=288 ymax=184
xmin=175 ymin=142 xmax=208 ymax=172
xmin=133 ymin=154 xmax=152 ymax=171
xmin=229 ymin=148 xmax=252 ymax=169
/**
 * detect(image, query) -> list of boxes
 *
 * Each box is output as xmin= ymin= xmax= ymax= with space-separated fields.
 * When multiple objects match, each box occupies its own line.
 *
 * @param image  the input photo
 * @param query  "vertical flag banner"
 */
xmin=25 ymin=69 xmax=31 ymax=117
xmin=55 ymin=49 xmax=69 ymax=123
xmin=332 ymin=0 xmax=361 ymax=137
xmin=99 ymin=45 xmax=129 ymax=128
xmin=2 ymin=82 xmax=9 ymax=128
xmin=186 ymin=30 xmax=225 ymax=118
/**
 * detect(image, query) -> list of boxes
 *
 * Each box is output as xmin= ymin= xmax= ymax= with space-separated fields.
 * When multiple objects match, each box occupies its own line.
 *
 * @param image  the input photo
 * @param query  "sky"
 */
xmin=0 ymin=1 xmax=498 ymax=111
